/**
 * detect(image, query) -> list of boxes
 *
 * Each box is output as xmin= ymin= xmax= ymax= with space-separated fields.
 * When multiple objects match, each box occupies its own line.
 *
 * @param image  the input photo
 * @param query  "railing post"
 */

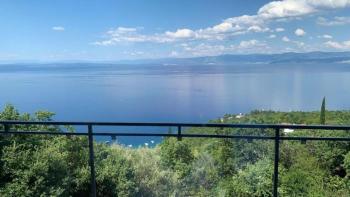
xmin=2 ymin=123 xmax=10 ymax=137
xmin=4 ymin=124 xmax=9 ymax=133
xmin=88 ymin=124 xmax=97 ymax=197
xmin=177 ymin=126 xmax=182 ymax=141
xmin=273 ymin=128 xmax=280 ymax=197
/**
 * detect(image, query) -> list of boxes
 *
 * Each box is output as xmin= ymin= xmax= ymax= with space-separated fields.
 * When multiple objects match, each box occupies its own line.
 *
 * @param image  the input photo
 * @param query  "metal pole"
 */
xmin=4 ymin=124 xmax=9 ymax=133
xmin=88 ymin=124 xmax=97 ymax=197
xmin=2 ymin=124 xmax=10 ymax=137
xmin=273 ymin=128 xmax=280 ymax=197
xmin=177 ymin=126 xmax=182 ymax=141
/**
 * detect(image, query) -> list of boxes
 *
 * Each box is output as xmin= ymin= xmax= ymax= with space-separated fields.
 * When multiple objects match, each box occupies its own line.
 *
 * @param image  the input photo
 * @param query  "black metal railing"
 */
xmin=1 ymin=121 xmax=350 ymax=197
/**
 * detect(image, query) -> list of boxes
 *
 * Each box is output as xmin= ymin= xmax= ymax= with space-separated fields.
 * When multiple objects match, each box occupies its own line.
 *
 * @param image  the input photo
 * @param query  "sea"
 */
xmin=1 ymin=63 xmax=350 ymax=145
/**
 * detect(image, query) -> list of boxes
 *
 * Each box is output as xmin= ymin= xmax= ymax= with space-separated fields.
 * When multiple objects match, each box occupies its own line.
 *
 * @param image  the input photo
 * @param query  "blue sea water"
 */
xmin=0 ymin=63 xmax=350 ymax=145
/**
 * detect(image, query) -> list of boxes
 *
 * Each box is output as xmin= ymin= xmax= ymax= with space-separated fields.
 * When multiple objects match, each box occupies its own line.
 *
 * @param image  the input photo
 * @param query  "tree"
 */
xmin=225 ymin=157 xmax=276 ymax=196
xmin=2 ymin=104 xmax=350 ymax=196
xmin=159 ymin=138 xmax=193 ymax=178
xmin=320 ymin=97 xmax=326 ymax=125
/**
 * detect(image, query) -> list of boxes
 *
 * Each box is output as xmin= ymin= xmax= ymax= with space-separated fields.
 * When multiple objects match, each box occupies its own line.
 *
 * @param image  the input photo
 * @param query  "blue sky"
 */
xmin=1 ymin=0 xmax=350 ymax=61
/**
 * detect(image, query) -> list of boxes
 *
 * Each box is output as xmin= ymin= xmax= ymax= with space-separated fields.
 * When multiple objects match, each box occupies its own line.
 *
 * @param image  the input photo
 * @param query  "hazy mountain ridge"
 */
xmin=117 ymin=51 xmax=350 ymax=65
xmin=1 ymin=51 xmax=350 ymax=66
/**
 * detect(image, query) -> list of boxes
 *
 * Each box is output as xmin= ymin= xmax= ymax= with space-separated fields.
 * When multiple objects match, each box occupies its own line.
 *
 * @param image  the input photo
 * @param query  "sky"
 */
xmin=1 ymin=0 xmax=350 ymax=61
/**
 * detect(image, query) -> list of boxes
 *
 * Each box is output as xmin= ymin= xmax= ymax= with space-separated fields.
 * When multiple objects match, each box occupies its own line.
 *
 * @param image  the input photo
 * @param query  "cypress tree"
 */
xmin=320 ymin=97 xmax=326 ymax=125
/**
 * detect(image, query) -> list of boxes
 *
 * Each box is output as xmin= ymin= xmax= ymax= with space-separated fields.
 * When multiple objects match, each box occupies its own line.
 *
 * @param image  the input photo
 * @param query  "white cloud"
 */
xmin=52 ymin=26 xmax=65 ymax=31
xmin=294 ymin=41 xmax=305 ymax=47
xmin=295 ymin=28 xmax=306 ymax=36
xmin=182 ymin=43 xmax=234 ymax=56
xmin=258 ymin=0 xmax=315 ymax=19
xmin=317 ymin=16 xmax=350 ymax=26
xmin=319 ymin=34 xmax=333 ymax=39
xmin=180 ymin=40 xmax=269 ymax=57
xmin=224 ymin=15 xmax=263 ymax=26
xmin=112 ymin=27 xmax=137 ymax=33
xmin=94 ymin=0 xmax=350 ymax=45
xmin=269 ymin=34 xmax=277 ymax=38
xmin=93 ymin=27 xmax=175 ymax=45
xmin=275 ymin=27 xmax=285 ymax=32
xmin=282 ymin=36 xmax=290 ymax=42
xmin=239 ymin=40 xmax=259 ymax=48
xmin=165 ymin=29 xmax=195 ymax=38
xmin=307 ymin=0 xmax=350 ymax=8
xmin=212 ymin=22 xmax=234 ymax=33
xmin=247 ymin=25 xmax=270 ymax=32
xmin=259 ymin=0 xmax=350 ymax=19
xmin=325 ymin=40 xmax=350 ymax=49
xmin=238 ymin=40 xmax=269 ymax=52
xmin=281 ymin=35 xmax=308 ymax=49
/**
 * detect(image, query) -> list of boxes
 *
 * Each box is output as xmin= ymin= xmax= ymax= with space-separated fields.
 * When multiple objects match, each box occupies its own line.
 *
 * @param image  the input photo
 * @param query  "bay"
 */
xmin=0 ymin=63 xmax=349 ymax=145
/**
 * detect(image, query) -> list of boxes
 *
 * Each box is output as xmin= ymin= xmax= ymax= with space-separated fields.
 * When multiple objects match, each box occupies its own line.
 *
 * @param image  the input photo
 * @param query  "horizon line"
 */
xmin=0 ymin=50 xmax=349 ymax=64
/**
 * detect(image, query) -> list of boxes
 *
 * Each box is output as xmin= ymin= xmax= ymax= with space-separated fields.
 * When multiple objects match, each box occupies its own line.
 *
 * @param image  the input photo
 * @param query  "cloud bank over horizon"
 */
xmin=1 ymin=0 xmax=350 ymax=61
xmin=90 ymin=0 xmax=350 ymax=59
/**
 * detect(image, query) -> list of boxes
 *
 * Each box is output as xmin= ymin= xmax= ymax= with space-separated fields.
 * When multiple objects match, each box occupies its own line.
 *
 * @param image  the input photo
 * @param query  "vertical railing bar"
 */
xmin=177 ymin=126 xmax=182 ymax=141
xmin=273 ymin=127 xmax=280 ymax=197
xmin=3 ymin=123 xmax=10 ymax=137
xmin=4 ymin=124 xmax=9 ymax=133
xmin=88 ymin=124 xmax=97 ymax=197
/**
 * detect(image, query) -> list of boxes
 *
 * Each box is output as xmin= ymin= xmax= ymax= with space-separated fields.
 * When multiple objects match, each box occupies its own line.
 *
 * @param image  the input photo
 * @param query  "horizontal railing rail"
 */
xmin=1 ymin=121 xmax=350 ymax=197
xmin=1 ymin=120 xmax=350 ymax=129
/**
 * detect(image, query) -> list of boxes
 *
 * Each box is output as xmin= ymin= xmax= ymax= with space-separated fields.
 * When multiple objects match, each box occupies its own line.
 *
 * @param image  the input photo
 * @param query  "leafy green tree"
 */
xmin=0 ymin=104 xmax=137 ymax=196
xmin=186 ymin=152 xmax=219 ymax=196
xmin=225 ymin=157 xmax=277 ymax=196
xmin=160 ymin=138 xmax=194 ymax=178
xmin=0 ymin=138 xmax=70 ymax=196
xmin=117 ymin=146 xmax=175 ymax=197
xmin=280 ymin=143 xmax=325 ymax=196
xmin=95 ymin=144 xmax=137 ymax=197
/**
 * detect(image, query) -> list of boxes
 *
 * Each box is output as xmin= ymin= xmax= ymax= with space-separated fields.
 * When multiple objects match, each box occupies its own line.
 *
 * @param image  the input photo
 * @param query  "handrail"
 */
xmin=1 ymin=121 xmax=350 ymax=197
xmin=0 ymin=120 xmax=350 ymax=130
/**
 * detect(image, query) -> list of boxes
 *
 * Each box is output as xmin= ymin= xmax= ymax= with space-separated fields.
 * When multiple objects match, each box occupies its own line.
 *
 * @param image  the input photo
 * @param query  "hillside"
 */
xmin=1 ymin=105 xmax=350 ymax=196
xmin=117 ymin=51 xmax=350 ymax=65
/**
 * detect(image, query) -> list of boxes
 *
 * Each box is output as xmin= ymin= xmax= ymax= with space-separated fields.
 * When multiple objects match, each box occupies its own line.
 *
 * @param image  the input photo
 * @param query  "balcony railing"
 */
xmin=1 ymin=120 xmax=350 ymax=197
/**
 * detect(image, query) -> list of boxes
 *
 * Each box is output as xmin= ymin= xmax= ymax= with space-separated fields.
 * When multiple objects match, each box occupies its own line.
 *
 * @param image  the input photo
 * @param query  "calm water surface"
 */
xmin=1 ymin=63 xmax=349 ymax=145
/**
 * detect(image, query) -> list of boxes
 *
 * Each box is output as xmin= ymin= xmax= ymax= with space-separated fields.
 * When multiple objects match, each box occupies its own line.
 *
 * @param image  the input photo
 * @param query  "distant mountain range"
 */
xmin=116 ymin=51 xmax=350 ymax=65
xmin=1 ymin=51 xmax=350 ymax=65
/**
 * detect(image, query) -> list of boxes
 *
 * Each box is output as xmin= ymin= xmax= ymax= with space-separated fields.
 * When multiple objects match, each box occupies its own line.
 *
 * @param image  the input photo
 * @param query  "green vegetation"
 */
xmin=1 ymin=104 xmax=350 ymax=196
